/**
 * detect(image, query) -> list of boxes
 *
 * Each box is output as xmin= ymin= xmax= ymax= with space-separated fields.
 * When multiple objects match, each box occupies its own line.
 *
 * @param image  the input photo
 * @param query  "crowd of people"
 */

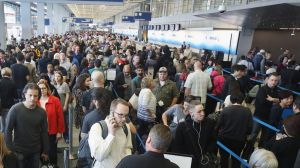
xmin=0 ymin=31 xmax=299 ymax=168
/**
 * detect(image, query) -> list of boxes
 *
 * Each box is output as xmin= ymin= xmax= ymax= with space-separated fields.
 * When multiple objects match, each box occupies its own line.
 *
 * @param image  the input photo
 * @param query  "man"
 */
xmin=131 ymin=65 xmax=144 ymax=94
xmin=162 ymin=96 xmax=193 ymax=137
xmin=108 ymin=46 xmax=117 ymax=68
xmin=220 ymin=64 xmax=246 ymax=100
xmin=81 ymin=71 xmax=113 ymax=113
xmin=183 ymin=44 xmax=192 ymax=59
xmin=59 ymin=52 xmax=72 ymax=73
xmin=116 ymin=124 xmax=179 ymax=168
xmin=293 ymin=96 xmax=300 ymax=116
xmin=5 ymin=83 xmax=49 ymax=168
xmin=250 ymin=72 xmax=279 ymax=147
xmin=10 ymin=52 xmax=30 ymax=100
xmin=153 ymin=67 xmax=179 ymax=123
xmin=0 ymin=67 xmax=18 ymax=132
xmin=88 ymin=59 xmax=104 ymax=75
xmin=72 ymin=45 xmax=83 ymax=67
xmin=114 ymin=64 xmax=132 ymax=100
xmin=216 ymin=92 xmax=252 ymax=168
xmin=24 ymin=52 xmax=38 ymax=83
xmin=172 ymin=102 xmax=216 ymax=168
xmin=88 ymin=98 xmax=132 ymax=168
xmin=185 ymin=60 xmax=212 ymax=104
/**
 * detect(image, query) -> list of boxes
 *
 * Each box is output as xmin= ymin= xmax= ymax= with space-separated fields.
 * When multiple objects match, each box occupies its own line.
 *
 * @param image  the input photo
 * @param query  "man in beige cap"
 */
xmin=153 ymin=67 xmax=179 ymax=123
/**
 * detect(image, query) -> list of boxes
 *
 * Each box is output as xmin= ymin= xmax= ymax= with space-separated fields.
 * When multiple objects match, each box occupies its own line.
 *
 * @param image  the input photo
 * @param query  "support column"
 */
xmin=0 ymin=2 xmax=6 ymax=49
xmin=46 ymin=3 xmax=53 ymax=34
xmin=20 ymin=2 xmax=32 ymax=39
xmin=37 ymin=3 xmax=44 ymax=36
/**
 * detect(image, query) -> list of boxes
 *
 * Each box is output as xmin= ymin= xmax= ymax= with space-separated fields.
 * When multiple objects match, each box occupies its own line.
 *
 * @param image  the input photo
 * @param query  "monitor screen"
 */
xmin=164 ymin=153 xmax=192 ymax=168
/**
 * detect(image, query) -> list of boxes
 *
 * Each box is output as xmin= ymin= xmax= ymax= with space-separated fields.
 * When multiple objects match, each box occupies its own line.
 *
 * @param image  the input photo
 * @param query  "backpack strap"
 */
xmin=99 ymin=120 xmax=108 ymax=139
xmin=98 ymin=120 xmax=128 ymax=139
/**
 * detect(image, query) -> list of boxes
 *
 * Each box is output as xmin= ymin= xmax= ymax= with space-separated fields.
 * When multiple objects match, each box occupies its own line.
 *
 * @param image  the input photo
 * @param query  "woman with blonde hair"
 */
xmin=137 ymin=76 xmax=157 ymax=140
xmin=249 ymin=149 xmax=278 ymax=168
xmin=0 ymin=133 xmax=17 ymax=168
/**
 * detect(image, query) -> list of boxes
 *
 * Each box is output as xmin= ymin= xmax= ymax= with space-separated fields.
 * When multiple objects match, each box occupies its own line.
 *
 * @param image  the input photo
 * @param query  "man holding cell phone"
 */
xmin=88 ymin=98 xmax=132 ymax=168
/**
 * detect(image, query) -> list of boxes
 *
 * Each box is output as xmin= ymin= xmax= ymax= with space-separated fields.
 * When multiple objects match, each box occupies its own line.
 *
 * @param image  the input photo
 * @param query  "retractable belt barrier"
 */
xmin=207 ymin=92 xmax=281 ymax=167
xmin=222 ymin=68 xmax=300 ymax=96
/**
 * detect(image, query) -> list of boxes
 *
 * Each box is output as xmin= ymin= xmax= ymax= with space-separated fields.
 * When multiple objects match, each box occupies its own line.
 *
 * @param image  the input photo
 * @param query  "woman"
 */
xmin=54 ymin=71 xmax=70 ymax=142
xmin=38 ymin=80 xmax=64 ymax=166
xmin=72 ymin=73 xmax=90 ymax=129
xmin=39 ymin=73 xmax=60 ymax=99
xmin=249 ymin=149 xmax=278 ymax=168
xmin=137 ymin=77 xmax=157 ymax=138
xmin=0 ymin=133 xmax=17 ymax=168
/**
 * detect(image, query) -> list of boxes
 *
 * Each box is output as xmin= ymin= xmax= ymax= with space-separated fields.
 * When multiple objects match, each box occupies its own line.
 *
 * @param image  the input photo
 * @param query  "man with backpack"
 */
xmin=88 ymin=98 xmax=132 ymax=168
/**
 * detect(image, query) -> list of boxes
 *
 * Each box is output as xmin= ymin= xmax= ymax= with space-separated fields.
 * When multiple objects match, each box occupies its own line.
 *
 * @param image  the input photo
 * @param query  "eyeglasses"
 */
xmin=159 ymin=71 xmax=167 ymax=73
xmin=114 ymin=111 xmax=129 ymax=119
xmin=40 ymin=87 xmax=47 ymax=90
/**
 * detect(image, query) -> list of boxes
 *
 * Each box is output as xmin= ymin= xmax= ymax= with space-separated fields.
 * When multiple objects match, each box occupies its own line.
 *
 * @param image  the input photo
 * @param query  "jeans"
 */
xmin=249 ymin=120 xmax=268 ymax=147
xmin=63 ymin=111 xmax=69 ymax=141
xmin=0 ymin=108 xmax=9 ymax=132
xmin=15 ymin=152 xmax=40 ymax=168
xmin=49 ymin=134 xmax=58 ymax=165
xmin=218 ymin=137 xmax=245 ymax=168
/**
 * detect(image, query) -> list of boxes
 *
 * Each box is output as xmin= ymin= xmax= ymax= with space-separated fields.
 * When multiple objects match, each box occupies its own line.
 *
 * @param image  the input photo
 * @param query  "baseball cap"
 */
xmin=159 ymin=67 xmax=167 ymax=72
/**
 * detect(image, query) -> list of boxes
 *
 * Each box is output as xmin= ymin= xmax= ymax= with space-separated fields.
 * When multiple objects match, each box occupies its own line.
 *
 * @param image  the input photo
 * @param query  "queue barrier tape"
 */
xmin=252 ymin=117 xmax=280 ymax=133
xmin=217 ymin=141 xmax=250 ymax=168
xmin=136 ymin=133 xmax=146 ymax=151
xmin=222 ymin=68 xmax=300 ymax=96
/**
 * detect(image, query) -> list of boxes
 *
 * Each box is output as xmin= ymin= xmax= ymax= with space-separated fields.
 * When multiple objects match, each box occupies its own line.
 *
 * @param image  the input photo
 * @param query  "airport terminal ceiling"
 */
xmin=194 ymin=3 xmax=300 ymax=30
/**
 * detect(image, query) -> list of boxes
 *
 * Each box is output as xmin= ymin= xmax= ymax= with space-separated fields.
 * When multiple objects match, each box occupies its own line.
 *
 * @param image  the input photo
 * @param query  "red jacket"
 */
xmin=38 ymin=95 xmax=65 ymax=135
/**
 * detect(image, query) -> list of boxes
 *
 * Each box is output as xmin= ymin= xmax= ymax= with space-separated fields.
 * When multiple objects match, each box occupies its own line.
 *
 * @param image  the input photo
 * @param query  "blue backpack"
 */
xmin=77 ymin=120 xmax=128 ymax=168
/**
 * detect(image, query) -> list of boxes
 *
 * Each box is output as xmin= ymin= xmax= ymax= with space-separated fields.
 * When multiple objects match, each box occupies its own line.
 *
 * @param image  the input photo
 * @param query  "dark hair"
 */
xmin=25 ymin=52 xmax=33 ymax=62
xmin=52 ymin=59 xmax=60 ymax=66
xmin=94 ymin=59 xmax=102 ymax=68
xmin=283 ymin=115 xmax=300 ymax=138
xmin=73 ymin=73 xmax=90 ymax=91
xmin=39 ymin=73 xmax=51 ymax=85
xmin=80 ymin=58 xmax=89 ymax=68
xmin=90 ymin=88 xmax=112 ymax=116
xmin=184 ymin=95 xmax=194 ymax=103
xmin=230 ymin=91 xmax=245 ymax=104
xmin=278 ymin=90 xmax=293 ymax=101
xmin=15 ymin=52 xmax=25 ymax=62
xmin=23 ymin=83 xmax=40 ymax=98
xmin=267 ymin=72 xmax=279 ymax=78
xmin=148 ymin=124 xmax=172 ymax=152
xmin=232 ymin=64 xmax=247 ymax=72
xmin=136 ymin=64 xmax=144 ymax=70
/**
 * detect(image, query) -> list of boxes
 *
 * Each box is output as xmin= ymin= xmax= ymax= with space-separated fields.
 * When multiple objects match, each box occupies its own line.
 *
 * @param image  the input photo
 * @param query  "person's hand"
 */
xmin=276 ymin=133 xmax=287 ymax=140
xmin=266 ymin=95 xmax=274 ymax=102
xmin=122 ymin=84 xmax=128 ymax=88
xmin=63 ymin=106 xmax=68 ymax=112
xmin=56 ymin=133 xmax=62 ymax=142
xmin=107 ymin=117 xmax=117 ymax=136
xmin=41 ymin=153 xmax=49 ymax=161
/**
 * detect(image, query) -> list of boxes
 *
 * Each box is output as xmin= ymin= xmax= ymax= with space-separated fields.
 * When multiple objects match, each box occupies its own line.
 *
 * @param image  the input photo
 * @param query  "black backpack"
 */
xmin=77 ymin=120 xmax=128 ymax=168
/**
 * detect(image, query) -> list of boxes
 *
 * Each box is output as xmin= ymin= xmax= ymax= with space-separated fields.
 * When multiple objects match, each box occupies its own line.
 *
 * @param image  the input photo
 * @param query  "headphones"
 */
xmin=192 ymin=121 xmax=209 ymax=165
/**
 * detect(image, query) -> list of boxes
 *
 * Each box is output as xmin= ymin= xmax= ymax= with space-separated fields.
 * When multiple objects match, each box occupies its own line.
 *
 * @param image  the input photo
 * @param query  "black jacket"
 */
xmin=116 ymin=151 xmax=179 ymax=168
xmin=216 ymin=105 xmax=252 ymax=142
xmin=266 ymin=136 xmax=300 ymax=168
xmin=254 ymin=85 xmax=278 ymax=121
xmin=172 ymin=116 xmax=216 ymax=168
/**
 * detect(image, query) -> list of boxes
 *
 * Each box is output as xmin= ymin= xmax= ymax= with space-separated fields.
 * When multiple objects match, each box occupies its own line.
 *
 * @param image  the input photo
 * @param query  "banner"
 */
xmin=148 ymin=30 xmax=239 ymax=55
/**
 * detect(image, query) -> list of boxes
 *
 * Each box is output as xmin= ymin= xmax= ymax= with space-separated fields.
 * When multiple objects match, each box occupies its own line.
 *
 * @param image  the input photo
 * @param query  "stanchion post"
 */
xmin=64 ymin=148 xmax=69 ymax=168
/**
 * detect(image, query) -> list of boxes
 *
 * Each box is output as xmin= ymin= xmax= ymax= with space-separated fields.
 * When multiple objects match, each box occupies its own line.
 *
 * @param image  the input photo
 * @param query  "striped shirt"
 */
xmin=137 ymin=88 xmax=157 ymax=122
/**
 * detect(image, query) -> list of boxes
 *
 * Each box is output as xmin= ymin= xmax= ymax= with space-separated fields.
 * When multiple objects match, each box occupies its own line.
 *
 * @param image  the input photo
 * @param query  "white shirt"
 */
xmin=88 ymin=120 xmax=132 ymax=168
xmin=184 ymin=70 xmax=212 ymax=104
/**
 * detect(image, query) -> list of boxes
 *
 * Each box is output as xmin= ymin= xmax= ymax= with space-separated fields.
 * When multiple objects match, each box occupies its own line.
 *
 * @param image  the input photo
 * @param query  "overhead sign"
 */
xmin=73 ymin=18 xmax=93 ymax=23
xmin=44 ymin=19 xmax=50 ymax=26
xmin=62 ymin=17 xmax=74 ymax=23
xmin=122 ymin=16 xmax=135 ymax=23
xmin=134 ymin=12 xmax=151 ymax=21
